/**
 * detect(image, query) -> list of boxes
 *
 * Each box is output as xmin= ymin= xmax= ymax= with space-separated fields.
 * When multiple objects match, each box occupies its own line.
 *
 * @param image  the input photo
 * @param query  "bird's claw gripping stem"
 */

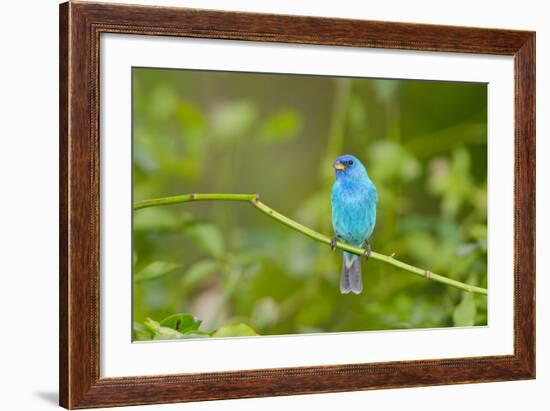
xmin=330 ymin=235 xmax=338 ymax=251
xmin=363 ymin=240 xmax=372 ymax=260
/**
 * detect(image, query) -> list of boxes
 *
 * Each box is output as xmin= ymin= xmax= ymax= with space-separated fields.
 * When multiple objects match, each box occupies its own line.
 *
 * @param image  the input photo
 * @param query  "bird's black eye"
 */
xmin=348 ymin=160 xmax=354 ymax=166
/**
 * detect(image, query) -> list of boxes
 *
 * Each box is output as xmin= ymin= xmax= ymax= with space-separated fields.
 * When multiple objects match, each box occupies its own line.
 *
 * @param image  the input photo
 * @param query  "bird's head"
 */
xmin=333 ymin=154 xmax=368 ymax=181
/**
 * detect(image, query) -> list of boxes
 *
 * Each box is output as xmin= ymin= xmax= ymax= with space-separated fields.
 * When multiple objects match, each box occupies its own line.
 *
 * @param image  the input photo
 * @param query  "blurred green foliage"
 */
xmin=132 ymin=68 xmax=488 ymax=340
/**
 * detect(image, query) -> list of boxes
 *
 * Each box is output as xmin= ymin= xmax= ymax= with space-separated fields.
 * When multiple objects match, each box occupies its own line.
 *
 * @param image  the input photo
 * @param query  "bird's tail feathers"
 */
xmin=340 ymin=252 xmax=362 ymax=294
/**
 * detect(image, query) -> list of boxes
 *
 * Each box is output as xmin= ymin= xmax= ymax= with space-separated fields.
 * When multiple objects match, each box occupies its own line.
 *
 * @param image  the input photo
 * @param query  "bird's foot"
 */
xmin=330 ymin=235 xmax=338 ymax=251
xmin=363 ymin=241 xmax=372 ymax=260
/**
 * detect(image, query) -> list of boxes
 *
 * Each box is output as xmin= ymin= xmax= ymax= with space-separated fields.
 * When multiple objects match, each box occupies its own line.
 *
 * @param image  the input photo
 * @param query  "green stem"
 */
xmin=134 ymin=193 xmax=257 ymax=210
xmin=134 ymin=193 xmax=487 ymax=296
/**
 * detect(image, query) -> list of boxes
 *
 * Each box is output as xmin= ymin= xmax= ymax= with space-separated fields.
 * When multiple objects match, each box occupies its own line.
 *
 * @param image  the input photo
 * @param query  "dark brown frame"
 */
xmin=59 ymin=1 xmax=536 ymax=409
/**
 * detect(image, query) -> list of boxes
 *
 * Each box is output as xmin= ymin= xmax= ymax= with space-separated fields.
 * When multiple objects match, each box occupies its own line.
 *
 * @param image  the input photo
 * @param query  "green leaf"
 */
xmin=185 ymin=222 xmax=225 ymax=258
xmin=132 ymin=321 xmax=154 ymax=341
xmin=212 ymin=323 xmax=259 ymax=338
xmin=143 ymin=317 xmax=212 ymax=340
xmin=181 ymin=259 xmax=221 ymax=288
xmin=134 ymin=261 xmax=180 ymax=282
xmin=453 ymin=293 xmax=477 ymax=326
xmin=144 ymin=318 xmax=185 ymax=340
xmin=159 ymin=313 xmax=201 ymax=333
xmin=180 ymin=331 xmax=211 ymax=339
xmin=259 ymin=109 xmax=302 ymax=143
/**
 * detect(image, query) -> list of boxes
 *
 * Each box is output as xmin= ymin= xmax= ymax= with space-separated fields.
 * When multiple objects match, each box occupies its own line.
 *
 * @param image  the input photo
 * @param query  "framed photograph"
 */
xmin=59 ymin=1 xmax=535 ymax=408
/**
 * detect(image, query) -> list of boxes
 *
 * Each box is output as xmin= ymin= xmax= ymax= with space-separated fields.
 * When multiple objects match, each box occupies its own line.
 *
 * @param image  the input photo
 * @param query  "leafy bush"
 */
xmin=132 ymin=69 xmax=488 ymax=340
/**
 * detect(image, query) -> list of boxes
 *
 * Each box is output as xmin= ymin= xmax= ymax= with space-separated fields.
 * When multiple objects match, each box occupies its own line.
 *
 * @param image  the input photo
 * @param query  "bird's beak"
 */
xmin=334 ymin=162 xmax=346 ymax=171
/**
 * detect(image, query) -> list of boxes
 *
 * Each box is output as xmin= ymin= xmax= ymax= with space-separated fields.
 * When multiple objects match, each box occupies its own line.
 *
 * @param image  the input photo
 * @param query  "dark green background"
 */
xmin=132 ymin=67 xmax=488 ymax=340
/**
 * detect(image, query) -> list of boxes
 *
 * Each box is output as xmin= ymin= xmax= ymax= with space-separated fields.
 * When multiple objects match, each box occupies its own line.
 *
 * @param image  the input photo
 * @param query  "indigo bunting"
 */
xmin=331 ymin=154 xmax=378 ymax=294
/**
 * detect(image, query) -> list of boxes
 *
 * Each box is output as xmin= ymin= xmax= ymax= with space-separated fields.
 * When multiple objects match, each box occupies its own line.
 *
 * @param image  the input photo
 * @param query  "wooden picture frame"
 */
xmin=59 ymin=1 xmax=535 ymax=408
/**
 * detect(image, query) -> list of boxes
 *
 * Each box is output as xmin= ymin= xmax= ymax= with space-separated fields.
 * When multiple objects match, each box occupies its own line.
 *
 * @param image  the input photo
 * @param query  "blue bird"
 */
xmin=331 ymin=154 xmax=378 ymax=294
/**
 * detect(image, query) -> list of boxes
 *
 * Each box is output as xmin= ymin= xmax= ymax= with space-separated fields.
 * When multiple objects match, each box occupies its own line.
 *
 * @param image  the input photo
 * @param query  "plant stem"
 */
xmin=133 ymin=193 xmax=257 ymax=210
xmin=134 ymin=193 xmax=488 ymax=295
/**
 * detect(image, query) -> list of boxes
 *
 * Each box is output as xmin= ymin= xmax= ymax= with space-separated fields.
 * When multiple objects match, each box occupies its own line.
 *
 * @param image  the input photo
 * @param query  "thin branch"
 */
xmin=134 ymin=193 xmax=488 ymax=295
